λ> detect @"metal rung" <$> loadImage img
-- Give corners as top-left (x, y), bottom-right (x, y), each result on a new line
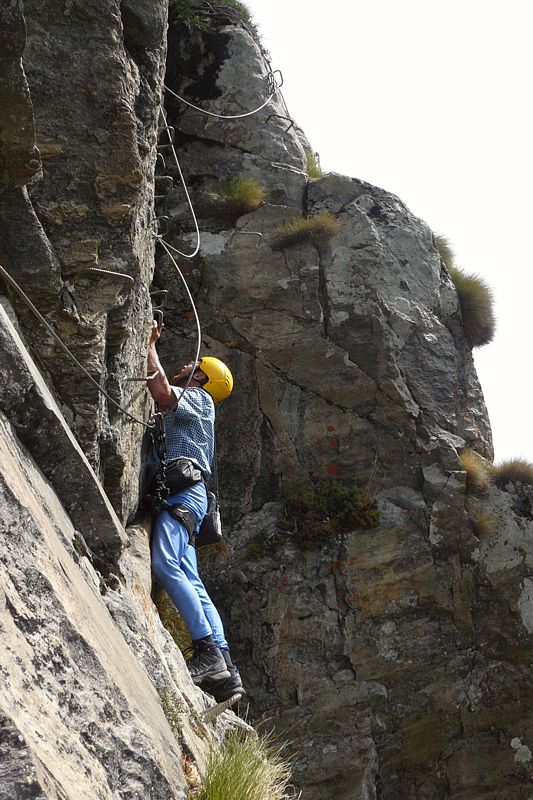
top-left (150, 288), bottom-right (169, 308)
top-left (71, 267), bottom-right (134, 285)
top-left (151, 216), bottom-right (171, 236)
top-left (200, 694), bottom-right (242, 723)
top-left (271, 69), bottom-right (283, 87)
top-left (156, 153), bottom-right (166, 169)
top-left (155, 176), bottom-right (174, 191)
top-left (228, 230), bottom-right (263, 249)
top-left (125, 370), bottom-right (159, 382)
top-left (158, 125), bottom-right (175, 143)
top-left (265, 113), bottom-right (294, 132)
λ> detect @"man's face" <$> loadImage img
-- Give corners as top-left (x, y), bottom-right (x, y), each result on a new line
top-left (171, 363), bottom-right (206, 385)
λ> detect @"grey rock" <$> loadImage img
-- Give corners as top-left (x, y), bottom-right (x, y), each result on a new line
top-left (0, 303), bottom-right (126, 558)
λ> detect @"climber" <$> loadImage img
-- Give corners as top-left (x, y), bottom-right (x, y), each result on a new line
top-left (145, 319), bottom-right (244, 702)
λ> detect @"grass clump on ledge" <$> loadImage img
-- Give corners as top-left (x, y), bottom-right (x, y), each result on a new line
top-left (208, 176), bottom-right (265, 217)
top-left (305, 149), bottom-right (323, 179)
top-left (492, 458), bottom-right (533, 487)
top-left (434, 234), bottom-right (455, 271)
top-left (197, 729), bottom-right (295, 800)
top-left (272, 211), bottom-right (340, 250)
top-left (285, 480), bottom-right (380, 547)
top-left (449, 266), bottom-right (495, 348)
top-left (459, 449), bottom-right (492, 494)
top-left (169, 1), bottom-right (261, 41)
top-left (469, 508), bottom-right (495, 540)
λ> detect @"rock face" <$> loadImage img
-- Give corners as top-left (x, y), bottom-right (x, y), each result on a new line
top-left (1, 4), bottom-right (532, 800)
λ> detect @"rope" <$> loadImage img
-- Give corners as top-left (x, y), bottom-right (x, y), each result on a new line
top-left (158, 106), bottom-right (201, 259)
top-left (0, 263), bottom-right (153, 429)
top-left (164, 81), bottom-right (276, 120)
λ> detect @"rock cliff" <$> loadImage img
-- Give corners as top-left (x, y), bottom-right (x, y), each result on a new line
top-left (1, 3), bottom-right (533, 799)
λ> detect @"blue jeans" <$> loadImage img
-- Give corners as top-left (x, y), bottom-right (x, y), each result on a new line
top-left (151, 482), bottom-right (228, 649)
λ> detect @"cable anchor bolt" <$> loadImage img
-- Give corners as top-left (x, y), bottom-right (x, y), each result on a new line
top-left (265, 113), bottom-right (294, 132)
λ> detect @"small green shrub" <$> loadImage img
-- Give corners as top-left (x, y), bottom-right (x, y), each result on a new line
top-left (305, 149), bottom-right (323, 179)
top-left (169, 0), bottom-right (260, 40)
top-left (434, 234), bottom-right (455, 271)
top-left (459, 449), bottom-right (492, 493)
top-left (450, 267), bottom-right (495, 348)
top-left (207, 176), bottom-right (265, 217)
top-left (197, 729), bottom-right (294, 800)
top-left (246, 528), bottom-right (283, 561)
top-left (272, 211), bottom-right (340, 250)
top-left (492, 458), bottom-right (533, 487)
top-left (152, 584), bottom-right (192, 653)
top-left (285, 480), bottom-right (380, 547)
top-left (169, 0), bottom-right (205, 29)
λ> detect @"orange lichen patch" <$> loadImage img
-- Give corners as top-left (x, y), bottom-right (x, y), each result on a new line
top-left (348, 556), bottom-right (358, 565)
top-left (182, 754), bottom-right (202, 794)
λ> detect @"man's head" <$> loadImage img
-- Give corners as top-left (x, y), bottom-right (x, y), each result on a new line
top-left (172, 357), bottom-right (233, 403)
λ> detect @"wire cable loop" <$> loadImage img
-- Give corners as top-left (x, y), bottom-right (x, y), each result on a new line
top-left (164, 80), bottom-right (276, 121)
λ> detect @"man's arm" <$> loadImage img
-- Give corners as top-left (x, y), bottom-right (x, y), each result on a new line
top-left (147, 321), bottom-right (176, 410)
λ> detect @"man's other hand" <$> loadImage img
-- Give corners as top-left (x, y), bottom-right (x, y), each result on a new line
top-left (150, 319), bottom-right (162, 345)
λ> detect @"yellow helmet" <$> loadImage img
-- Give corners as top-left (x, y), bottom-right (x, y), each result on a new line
top-left (199, 356), bottom-right (233, 403)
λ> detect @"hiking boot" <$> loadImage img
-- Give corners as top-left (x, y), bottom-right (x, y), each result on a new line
top-left (186, 638), bottom-right (230, 685)
top-left (200, 664), bottom-right (246, 703)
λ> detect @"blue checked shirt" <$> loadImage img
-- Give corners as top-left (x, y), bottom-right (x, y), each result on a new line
top-left (148, 387), bottom-right (215, 479)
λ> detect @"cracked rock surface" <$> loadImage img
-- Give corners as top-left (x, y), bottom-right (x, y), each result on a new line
top-left (1, 5), bottom-right (532, 800)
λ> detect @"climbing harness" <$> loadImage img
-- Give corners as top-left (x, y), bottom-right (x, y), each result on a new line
top-left (0, 263), bottom-right (153, 430)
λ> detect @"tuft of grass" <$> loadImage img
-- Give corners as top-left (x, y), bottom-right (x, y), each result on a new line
top-left (169, 0), bottom-right (261, 41)
top-left (152, 584), bottom-right (192, 653)
top-left (305, 149), bottom-right (323, 179)
top-left (207, 176), bottom-right (265, 217)
top-left (492, 458), bottom-right (533, 487)
top-left (199, 538), bottom-right (230, 566)
top-left (197, 729), bottom-right (295, 800)
top-left (469, 508), bottom-right (495, 540)
top-left (285, 480), bottom-right (379, 548)
top-left (169, 0), bottom-right (206, 29)
top-left (272, 211), bottom-right (340, 250)
top-left (434, 234), bottom-right (455, 271)
top-left (449, 267), bottom-right (495, 348)
top-left (459, 449), bottom-right (493, 494)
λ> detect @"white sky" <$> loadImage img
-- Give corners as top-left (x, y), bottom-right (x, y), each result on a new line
top-left (244, 0), bottom-right (533, 463)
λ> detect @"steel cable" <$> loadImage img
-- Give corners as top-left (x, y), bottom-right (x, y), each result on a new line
top-left (164, 81), bottom-right (276, 120)
top-left (153, 235), bottom-right (202, 406)
top-left (0, 263), bottom-right (153, 429)
top-left (158, 106), bottom-right (201, 259)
